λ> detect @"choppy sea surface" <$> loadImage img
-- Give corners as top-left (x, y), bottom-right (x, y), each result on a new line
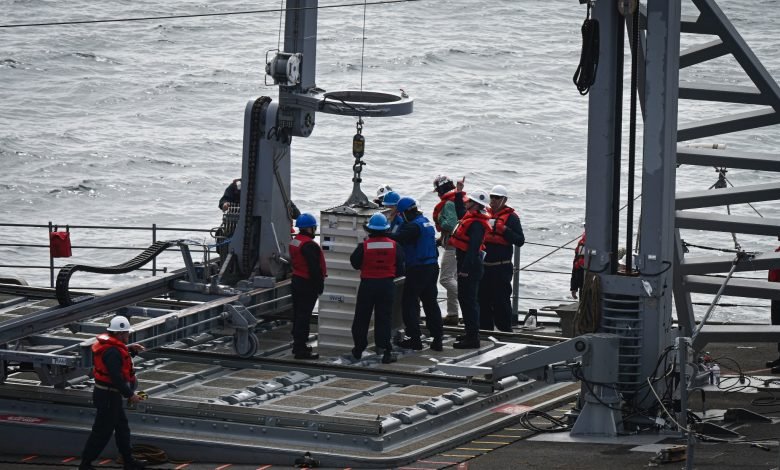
top-left (1, 0), bottom-right (779, 323)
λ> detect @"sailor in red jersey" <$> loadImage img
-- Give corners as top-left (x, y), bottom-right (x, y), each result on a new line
top-left (350, 213), bottom-right (405, 364)
top-left (79, 316), bottom-right (146, 470)
top-left (479, 185), bottom-right (525, 332)
top-left (571, 229), bottom-right (586, 299)
top-left (450, 177), bottom-right (492, 349)
top-left (289, 213), bottom-right (326, 360)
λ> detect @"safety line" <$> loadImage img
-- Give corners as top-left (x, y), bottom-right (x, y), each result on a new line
top-left (0, 0), bottom-right (425, 29)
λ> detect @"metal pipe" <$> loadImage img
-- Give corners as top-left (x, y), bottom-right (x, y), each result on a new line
top-left (692, 256), bottom-right (739, 339)
top-left (246, 294), bottom-right (292, 311)
top-left (610, 14), bottom-right (625, 274)
top-left (511, 246), bottom-right (521, 322)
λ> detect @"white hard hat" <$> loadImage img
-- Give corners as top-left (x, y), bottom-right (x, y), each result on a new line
top-left (376, 184), bottom-right (393, 197)
top-left (490, 185), bottom-right (508, 198)
top-left (107, 315), bottom-right (132, 332)
top-left (467, 189), bottom-right (489, 207)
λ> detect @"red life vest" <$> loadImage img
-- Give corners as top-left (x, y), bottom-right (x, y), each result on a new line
top-left (769, 246), bottom-right (780, 282)
top-left (432, 190), bottom-right (467, 232)
top-left (483, 206), bottom-right (516, 246)
top-left (449, 211), bottom-right (491, 252)
top-left (573, 233), bottom-right (587, 270)
top-left (92, 333), bottom-right (136, 387)
top-left (360, 237), bottom-right (397, 279)
top-left (289, 233), bottom-right (327, 279)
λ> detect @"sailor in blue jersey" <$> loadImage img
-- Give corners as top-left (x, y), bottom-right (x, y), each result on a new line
top-left (390, 197), bottom-right (444, 351)
top-left (350, 213), bottom-right (405, 364)
top-left (289, 213), bottom-right (326, 360)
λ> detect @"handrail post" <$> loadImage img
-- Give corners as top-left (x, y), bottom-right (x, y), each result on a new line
top-left (48, 221), bottom-right (54, 288)
top-left (511, 245), bottom-right (521, 326)
top-left (152, 223), bottom-right (157, 277)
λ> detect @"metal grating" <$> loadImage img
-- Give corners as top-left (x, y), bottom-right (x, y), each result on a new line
top-left (600, 294), bottom-right (643, 393)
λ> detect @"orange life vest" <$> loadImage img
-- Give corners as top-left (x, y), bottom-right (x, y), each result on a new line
top-left (361, 237), bottom-right (397, 279)
top-left (449, 211), bottom-right (491, 252)
top-left (92, 333), bottom-right (136, 387)
top-left (432, 190), bottom-right (467, 232)
top-left (573, 233), bottom-right (586, 270)
top-left (483, 206), bottom-right (516, 246)
top-left (289, 233), bottom-right (327, 280)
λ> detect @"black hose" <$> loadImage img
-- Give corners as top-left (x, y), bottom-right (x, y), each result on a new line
top-left (573, 3), bottom-right (600, 95)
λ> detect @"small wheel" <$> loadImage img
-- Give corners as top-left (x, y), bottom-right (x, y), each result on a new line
top-left (234, 333), bottom-right (259, 358)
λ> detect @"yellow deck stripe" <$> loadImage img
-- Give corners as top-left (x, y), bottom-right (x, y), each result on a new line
top-left (472, 441), bottom-right (508, 445)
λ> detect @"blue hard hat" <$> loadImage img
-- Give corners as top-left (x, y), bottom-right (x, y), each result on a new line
top-left (295, 213), bottom-right (317, 229)
top-left (396, 196), bottom-right (417, 213)
top-left (366, 213), bottom-right (390, 231)
top-left (382, 191), bottom-right (400, 207)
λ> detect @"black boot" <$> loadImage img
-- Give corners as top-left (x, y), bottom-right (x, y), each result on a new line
top-left (382, 351), bottom-right (397, 364)
top-left (123, 458), bottom-right (146, 470)
top-left (294, 349), bottom-right (319, 360)
top-left (766, 357), bottom-right (780, 368)
top-left (430, 337), bottom-right (443, 352)
top-left (453, 336), bottom-right (480, 349)
top-left (398, 337), bottom-right (423, 350)
top-left (351, 348), bottom-right (362, 360)
top-left (78, 463), bottom-right (97, 470)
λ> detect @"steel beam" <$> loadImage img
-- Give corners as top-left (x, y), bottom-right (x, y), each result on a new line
top-left (679, 39), bottom-right (728, 68)
top-left (693, 325), bottom-right (780, 350)
top-left (677, 146), bottom-right (780, 172)
top-left (684, 275), bottom-right (780, 299)
top-left (676, 211), bottom-right (780, 236)
top-left (679, 250), bottom-right (780, 275)
top-left (676, 182), bottom-right (780, 209)
top-left (679, 84), bottom-right (763, 105)
top-left (678, 108), bottom-right (780, 142)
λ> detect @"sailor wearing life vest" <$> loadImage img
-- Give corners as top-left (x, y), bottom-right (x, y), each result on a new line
top-left (450, 177), bottom-right (492, 349)
top-left (350, 213), bottom-right (406, 364)
top-left (79, 316), bottom-right (146, 470)
top-left (570, 229), bottom-right (586, 299)
top-left (289, 213), bottom-right (327, 360)
top-left (390, 196), bottom-right (444, 352)
top-left (478, 185), bottom-right (525, 332)
top-left (432, 175), bottom-right (466, 327)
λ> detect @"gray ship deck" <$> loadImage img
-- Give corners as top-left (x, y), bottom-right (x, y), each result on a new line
top-left (0, 342), bottom-right (778, 469)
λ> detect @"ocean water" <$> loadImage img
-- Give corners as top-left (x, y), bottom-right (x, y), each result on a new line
top-left (1, 0), bottom-right (779, 323)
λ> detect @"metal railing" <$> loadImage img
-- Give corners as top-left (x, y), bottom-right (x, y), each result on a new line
top-left (0, 222), bottom-right (216, 288)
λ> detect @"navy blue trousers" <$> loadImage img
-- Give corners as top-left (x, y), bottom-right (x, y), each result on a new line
top-left (352, 278), bottom-right (394, 353)
top-left (478, 263), bottom-right (514, 332)
top-left (80, 388), bottom-right (133, 465)
top-left (402, 264), bottom-right (443, 341)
